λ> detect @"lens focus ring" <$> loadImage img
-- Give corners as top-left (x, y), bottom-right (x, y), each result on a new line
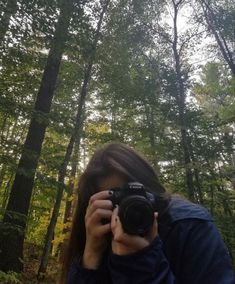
top-left (118, 195), bottom-right (154, 236)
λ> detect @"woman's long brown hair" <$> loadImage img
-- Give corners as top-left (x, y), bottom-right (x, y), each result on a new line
top-left (60, 143), bottom-right (170, 283)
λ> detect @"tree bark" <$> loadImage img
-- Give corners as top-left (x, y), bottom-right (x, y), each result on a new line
top-left (56, 137), bottom-right (81, 261)
top-left (0, 0), bottom-right (73, 272)
top-left (63, 138), bottom-right (81, 229)
top-left (37, 0), bottom-right (110, 278)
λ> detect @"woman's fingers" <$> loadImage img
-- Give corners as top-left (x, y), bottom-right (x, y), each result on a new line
top-left (96, 223), bottom-right (111, 235)
top-left (111, 205), bottom-right (129, 242)
top-left (85, 191), bottom-right (114, 239)
top-left (86, 199), bottom-right (113, 218)
top-left (111, 205), bottom-right (119, 231)
top-left (87, 208), bottom-right (113, 224)
top-left (88, 190), bottom-right (113, 205)
top-left (86, 190), bottom-right (113, 221)
top-left (148, 212), bottom-right (158, 239)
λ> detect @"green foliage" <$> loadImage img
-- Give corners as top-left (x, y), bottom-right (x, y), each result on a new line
top-left (214, 213), bottom-right (235, 261)
top-left (26, 212), bottom-right (51, 247)
top-left (0, 271), bottom-right (21, 284)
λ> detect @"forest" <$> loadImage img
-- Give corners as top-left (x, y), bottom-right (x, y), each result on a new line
top-left (0, 0), bottom-right (234, 282)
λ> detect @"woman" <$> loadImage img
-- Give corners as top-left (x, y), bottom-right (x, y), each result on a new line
top-left (62, 143), bottom-right (234, 283)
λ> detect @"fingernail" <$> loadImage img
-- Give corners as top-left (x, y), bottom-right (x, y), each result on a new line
top-left (114, 204), bottom-right (118, 208)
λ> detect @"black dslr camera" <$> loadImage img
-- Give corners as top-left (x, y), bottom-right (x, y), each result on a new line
top-left (109, 182), bottom-right (156, 236)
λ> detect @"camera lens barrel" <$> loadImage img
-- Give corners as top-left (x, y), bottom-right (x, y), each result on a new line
top-left (119, 195), bottom-right (155, 236)
top-left (108, 182), bottom-right (156, 236)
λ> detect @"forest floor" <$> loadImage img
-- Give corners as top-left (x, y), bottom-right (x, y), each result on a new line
top-left (0, 242), bottom-right (60, 283)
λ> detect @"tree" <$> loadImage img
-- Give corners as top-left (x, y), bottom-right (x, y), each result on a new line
top-left (0, 0), bottom-right (74, 272)
top-left (150, 0), bottom-right (199, 201)
top-left (196, 0), bottom-right (235, 75)
top-left (191, 61), bottom-right (235, 258)
top-left (37, 0), bottom-right (111, 277)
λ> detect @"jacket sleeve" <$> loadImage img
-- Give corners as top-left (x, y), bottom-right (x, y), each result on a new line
top-left (66, 257), bottom-right (102, 284)
top-left (66, 237), bottom-right (175, 284)
top-left (108, 236), bottom-right (176, 284)
top-left (67, 221), bottom-right (235, 284)
top-left (174, 219), bottom-right (235, 284)
top-left (108, 220), bottom-right (235, 284)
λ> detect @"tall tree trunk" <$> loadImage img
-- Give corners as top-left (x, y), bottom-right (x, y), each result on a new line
top-left (63, 137), bottom-right (81, 229)
top-left (172, 0), bottom-right (195, 201)
top-left (0, 0), bottom-right (17, 46)
top-left (57, 136), bottom-right (82, 261)
top-left (37, 0), bottom-right (110, 277)
top-left (0, 0), bottom-right (73, 272)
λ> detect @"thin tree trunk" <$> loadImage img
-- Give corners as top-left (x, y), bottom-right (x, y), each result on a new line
top-left (172, 0), bottom-right (195, 201)
top-left (37, 0), bottom-right (110, 277)
top-left (0, 0), bottom-right (73, 272)
top-left (188, 135), bottom-right (203, 204)
top-left (200, 0), bottom-right (235, 75)
top-left (63, 136), bottom-right (81, 229)
top-left (57, 136), bottom-right (82, 261)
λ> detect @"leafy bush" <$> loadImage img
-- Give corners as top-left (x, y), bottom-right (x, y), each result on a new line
top-left (0, 271), bottom-right (21, 284)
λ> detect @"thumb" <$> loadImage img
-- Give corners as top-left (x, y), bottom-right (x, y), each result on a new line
top-left (147, 212), bottom-right (158, 241)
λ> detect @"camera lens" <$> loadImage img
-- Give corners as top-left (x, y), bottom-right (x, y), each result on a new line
top-left (119, 195), bottom-right (154, 236)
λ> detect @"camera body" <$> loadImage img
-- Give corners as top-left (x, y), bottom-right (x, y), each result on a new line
top-left (109, 182), bottom-right (156, 236)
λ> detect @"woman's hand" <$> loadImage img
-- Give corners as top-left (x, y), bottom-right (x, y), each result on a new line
top-left (111, 206), bottom-right (158, 256)
top-left (82, 191), bottom-right (113, 269)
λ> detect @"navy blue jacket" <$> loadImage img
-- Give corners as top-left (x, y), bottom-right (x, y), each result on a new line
top-left (67, 198), bottom-right (235, 283)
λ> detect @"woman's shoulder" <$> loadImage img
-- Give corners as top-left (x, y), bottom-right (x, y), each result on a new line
top-left (167, 196), bottom-right (213, 223)
top-left (158, 196), bottom-right (213, 240)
